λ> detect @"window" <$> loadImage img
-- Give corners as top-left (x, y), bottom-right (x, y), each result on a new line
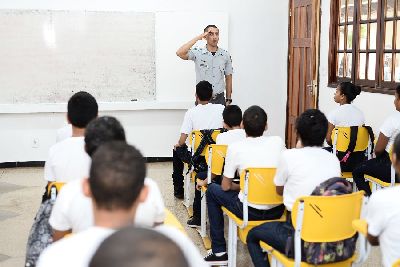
top-left (329, 0), bottom-right (400, 93)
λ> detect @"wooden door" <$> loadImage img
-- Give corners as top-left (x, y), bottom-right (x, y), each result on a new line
top-left (286, 0), bottom-right (320, 148)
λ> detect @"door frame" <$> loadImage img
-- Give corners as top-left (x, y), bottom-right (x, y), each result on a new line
top-left (285, 0), bottom-right (322, 148)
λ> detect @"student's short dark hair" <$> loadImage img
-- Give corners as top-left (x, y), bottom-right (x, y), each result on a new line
top-left (89, 142), bottom-right (146, 211)
top-left (223, 105), bottom-right (242, 128)
top-left (393, 133), bottom-right (400, 162)
top-left (242, 106), bottom-right (268, 137)
top-left (196, 81), bottom-right (213, 101)
top-left (84, 116), bottom-right (126, 157)
top-left (338, 82), bottom-right (361, 103)
top-left (67, 91), bottom-right (98, 128)
top-left (204, 25), bottom-right (218, 32)
top-left (89, 227), bottom-right (189, 267)
top-left (295, 109), bottom-right (328, 147)
top-left (396, 85), bottom-right (400, 96)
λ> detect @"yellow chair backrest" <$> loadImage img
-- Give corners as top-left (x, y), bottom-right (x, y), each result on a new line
top-left (392, 259), bottom-right (400, 267)
top-left (190, 130), bottom-right (221, 156)
top-left (291, 191), bottom-right (363, 243)
top-left (205, 144), bottom-right (228, 176)
top-left (164, 209), bottom-right (185, 234)
top-left (332, 126), bottom-right (370, 152)
top-left (239, 168), bottom-right (283, 205)
top-left (46, 182), bottom-right (65, 199)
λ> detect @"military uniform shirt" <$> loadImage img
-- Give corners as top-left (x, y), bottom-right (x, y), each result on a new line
top-left (188, 46), bottom-right (233, 95)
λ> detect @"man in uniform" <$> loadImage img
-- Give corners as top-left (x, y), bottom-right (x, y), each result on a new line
top-left (176, 25), bottom-right (233, 106)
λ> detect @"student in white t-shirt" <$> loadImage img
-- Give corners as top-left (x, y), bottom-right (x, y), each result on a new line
top-left (326, 82), bottom-right (364, 145)
top-left (203, 106), bottom-right (286, 265)
top-left (42, 91), bottom-right (98, 202)
top-left (353, 86), bottom-right (400, 196)
top-left (37, 142), bottom-right (149, 267)
top-left (89, 226), bottom-right (206, 267)
top-left (247, 109), bottom-right (341, 267)
top-left (188, 105), bottom-right (246, 227)
top-left (172, 81), bottom-right (224, 199)
top-left (50, 116), bottom-right (165, 241)
top-left (365, 134), bottom-right (400, 267)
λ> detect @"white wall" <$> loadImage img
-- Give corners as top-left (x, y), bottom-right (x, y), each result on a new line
top-left (319, 0), bottom-right (395, 135)
top-left (0, 0), bottom-right (289, 162)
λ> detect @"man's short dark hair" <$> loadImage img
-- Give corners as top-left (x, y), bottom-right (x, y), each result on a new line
top-left (196, 81), bottom-right (213, 101)
top-left (85, 116), bottom-right (126, 157)
top-left (242, 106), bottom-right (268, 137)
top-left (223, 105), bottom-right (242, 128)
top-left (204, 25), bottom-right (218, 32)
top-left (396, 84), bottom-right (400, 96)
top-left (89, 227), bottom-right (189, 267)
top-left (89, 142), bottom-right (146, 211)
top-left (67, 91), bottom-right (98, 128)
top-left (295, 109), bottom-right (328, 147)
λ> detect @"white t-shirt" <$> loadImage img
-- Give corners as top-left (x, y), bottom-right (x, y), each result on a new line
top-left (44, 137), bottom-right (91, 182)
top-left (49, 178), bottom-right (165, 232)
top-left (216, 128), bottom-right (246, 145)
top-left (180, 103), bottom-right (224, 135)
top-left (366, 186), bottom-right (400, 267)
top-left (380, 111), bottom-right (400, 152)
top-left (274, 147), bottom-right (341, 211)
top-left (223, 136), bottom-right (286, 210)
top-left (56, 124), bottom-right (73, 143)
top-left (37, 226), bottom-right (113, 267)
top-left (155, 225), bottom-right (207, 267)
top-left (327, 104), bottom-right (365, 127)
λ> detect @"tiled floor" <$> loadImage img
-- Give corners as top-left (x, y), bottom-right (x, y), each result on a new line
top-left (0, 163), bottom-right (381, 267)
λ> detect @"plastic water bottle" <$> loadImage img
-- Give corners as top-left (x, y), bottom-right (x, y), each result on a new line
top-left (51, 187), bottom-right (57, 201)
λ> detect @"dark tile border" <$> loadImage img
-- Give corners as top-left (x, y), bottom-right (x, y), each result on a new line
top-left (0, 158), bottom-right (172, 168)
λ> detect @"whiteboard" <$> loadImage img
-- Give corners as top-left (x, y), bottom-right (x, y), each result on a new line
top-left (0, 10), bottom-right (156, 104)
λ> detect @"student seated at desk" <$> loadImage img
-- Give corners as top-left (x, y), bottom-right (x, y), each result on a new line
top-left (326, 82), bottom-right (365, 171)
top-left (49, 117), bottom-right (165, 242)
top-left (40, 142), bottom-right (205, 267)
top-left (246, 109), bottom-right (341, 267)
top-left (37, 142), bottom-right (149, 267)
top-left (188, 105), bottom-right (246, 227)
top-left (203, 105), bottom-right (286, 265)
top-left (353, 85), bottom-right (400, 196)
top-left (172, 81), bottom-right (224, 199)
top-left (365, 133), bottom-right (400, 267)
top-left (42, 91), bottom-right (98, 202)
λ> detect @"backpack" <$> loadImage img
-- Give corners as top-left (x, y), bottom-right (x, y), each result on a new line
top-left (24, 199), bottom-right (54, 267)
top-left (336, 126), bottom-right (374, 172)
top-left (302, 177), bottom-right (358, 264)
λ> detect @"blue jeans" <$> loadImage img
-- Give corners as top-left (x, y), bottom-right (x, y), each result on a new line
top-left (247, 221), bottom-right (293, 267)
top-left (206, 183), bottom-right (285, 253)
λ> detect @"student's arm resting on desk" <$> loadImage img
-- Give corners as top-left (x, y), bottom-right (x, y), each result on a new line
top-left (221, 176), bottom-right (240, 191)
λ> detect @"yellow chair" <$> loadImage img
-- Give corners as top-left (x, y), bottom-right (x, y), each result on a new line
top-left (197, 144), bottom-right (227, 249)
top-left (364, 147), bottom-right (399, 191)
top-left (393, 259), bottom-right (400, 267)
top-left (331, 126), bottom-right (373, 183)
top-left (46, 181), bottom-right (65, 200)
top-left (183, 130), bottom-right (220, 216)
top-left (221, 168), bottom-right (286, 267)
top-left (352, 219), bottom-right (371, 264)
top-left (164, 209), bottom-right (186, 235)
top-left (260, 191), bottom-right (364, 267)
